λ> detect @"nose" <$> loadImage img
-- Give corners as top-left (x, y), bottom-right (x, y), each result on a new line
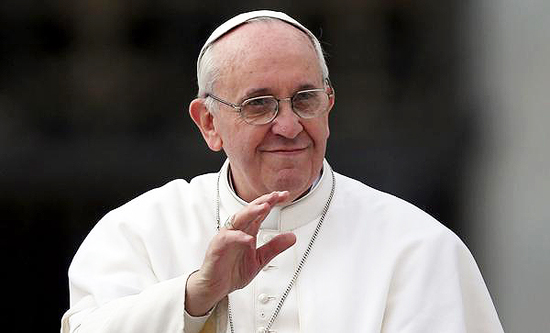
top-left (271, 98), bottom-right (303, 139)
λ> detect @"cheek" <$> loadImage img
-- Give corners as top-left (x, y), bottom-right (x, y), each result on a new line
top-left (310, 118), bottom-right (330, 144)
top-left (226, 128), bottom-right (262, 161)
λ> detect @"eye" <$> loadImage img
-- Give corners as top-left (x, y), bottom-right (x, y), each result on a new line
top-left (293, 91), bottom-right (321, 111)
top-left (294, 91), bottom-right (317, 102)
top-left (246, 97), bottom-right (272, 107)
top-left (242, 97), bottom-right (277, 120)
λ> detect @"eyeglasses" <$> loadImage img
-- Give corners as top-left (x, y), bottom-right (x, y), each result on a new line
top-left (206, 82), bottom-right (333, 125)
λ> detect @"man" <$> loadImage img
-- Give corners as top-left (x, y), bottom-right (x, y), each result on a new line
top-left (61, 10), bottom-right (504, 333)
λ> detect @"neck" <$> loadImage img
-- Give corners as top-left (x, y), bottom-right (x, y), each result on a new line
top-left (227, 166), bottom-right (322, 203)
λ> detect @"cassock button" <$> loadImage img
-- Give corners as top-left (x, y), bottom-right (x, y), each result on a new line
top-left (258, 293), bottom-right (269, 304)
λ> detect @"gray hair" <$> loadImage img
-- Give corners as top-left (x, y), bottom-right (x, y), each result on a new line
top-left (196, 13), bottom-right (329, 113)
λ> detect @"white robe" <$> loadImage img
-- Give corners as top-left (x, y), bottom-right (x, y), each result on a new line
top-left (61, 160), bottom-right (504, 333)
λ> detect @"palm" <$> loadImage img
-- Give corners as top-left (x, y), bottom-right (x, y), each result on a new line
top-left (205, 230), bottom-right (263, 292)
top-left (192, 191), bottom-right (296, 308)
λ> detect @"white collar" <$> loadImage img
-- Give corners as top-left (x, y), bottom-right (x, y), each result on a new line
top-left (226, 166), bottom-right (322, 198)
top-left (218, 159), bottom-right (334, 232)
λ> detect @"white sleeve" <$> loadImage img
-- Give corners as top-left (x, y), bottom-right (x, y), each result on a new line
top-left (60, 211), bottom-right (211, 333)
top-left (61, 276), bottom-right (213, 333)
top-left (381, 229), bottom-right (504, 333)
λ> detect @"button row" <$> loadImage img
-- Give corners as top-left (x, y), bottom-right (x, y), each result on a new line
top-left (257, 232), bottom-right (279, 333)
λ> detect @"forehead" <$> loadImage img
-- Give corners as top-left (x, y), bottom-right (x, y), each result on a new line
top-left (211, 21), bottom-right (323, 94)
top-left (215, 19), bottom-right (314, 52)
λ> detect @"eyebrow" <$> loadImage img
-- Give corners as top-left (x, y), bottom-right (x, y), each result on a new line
top-left (242, 83), bottom-right (320, 100)
top-left (243, 88), bottom-right (271, 98)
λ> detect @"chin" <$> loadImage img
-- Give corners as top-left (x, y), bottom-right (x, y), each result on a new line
top-left (269, 171), bottom-right (311, 196)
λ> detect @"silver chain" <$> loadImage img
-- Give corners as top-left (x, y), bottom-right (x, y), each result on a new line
top-left (216, 167), bottom-right (336, 333)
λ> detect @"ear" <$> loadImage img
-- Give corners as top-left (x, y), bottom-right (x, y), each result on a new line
top-left (327, 85), bottom-right (335, 113)
top-left (325, 78), bottom-right (336, 113)
top-left (325, 85), bottom-right (335, 137)
top-left (189, 98), bottom-right (223, 151)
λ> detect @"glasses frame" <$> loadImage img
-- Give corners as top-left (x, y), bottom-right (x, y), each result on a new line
top-left (206, 79), bottom-right (334, 125)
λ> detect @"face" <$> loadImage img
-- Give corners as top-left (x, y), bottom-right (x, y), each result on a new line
top-left (192, 21), bottom-right (334, 202)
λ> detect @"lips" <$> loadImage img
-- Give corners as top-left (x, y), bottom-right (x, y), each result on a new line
top-left (266, 147), bottom-right (306, 152)
top-left (259, 135), bottom-right (312, 154)
top-left (260, 146), bottom-right (309, 156)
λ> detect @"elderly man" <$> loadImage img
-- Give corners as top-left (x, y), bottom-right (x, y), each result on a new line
top-left (61, 10), bottom-right (503, 333)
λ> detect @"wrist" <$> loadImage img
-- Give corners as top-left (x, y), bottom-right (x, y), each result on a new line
top-left (184, 270), bottom-right (226, 316)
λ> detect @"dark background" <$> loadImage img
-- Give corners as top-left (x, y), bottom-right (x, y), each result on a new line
top-left (1, 1), bottom-right (477, 331)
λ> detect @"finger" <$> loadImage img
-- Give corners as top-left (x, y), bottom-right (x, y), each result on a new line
top-left (205, 230), bottom-right (256, 267)
top-left (251, 190), bottom-right (290, 207)
top-left (245, 191), bottom-right (290, 235)
top-left (229, 202), bottom-right (269, 231)
top-left (231, 191), bottom-right (289, 231)
top-left (256, 232), bottom-right (297, 267)
top-left (242, 210), bottom-right (266, 237)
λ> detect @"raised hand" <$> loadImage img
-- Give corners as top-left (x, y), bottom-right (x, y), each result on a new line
top-left (185, 191), bottom-right (297, 316)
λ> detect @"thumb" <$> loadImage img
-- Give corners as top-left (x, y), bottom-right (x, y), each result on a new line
top-left (256, 233), bottom-right (297, 267)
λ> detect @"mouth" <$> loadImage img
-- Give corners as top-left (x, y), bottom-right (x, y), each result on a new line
top-left (262, 146), bottom-right (309, 155)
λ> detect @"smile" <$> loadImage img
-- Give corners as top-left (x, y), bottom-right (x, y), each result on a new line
top-left (262, 147), bottom-right (308, 155)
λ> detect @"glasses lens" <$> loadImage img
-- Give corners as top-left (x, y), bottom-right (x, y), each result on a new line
top-left (241, 97), bottom-right (278, 125)
top-left (292, 90), bottom-right (328, 118)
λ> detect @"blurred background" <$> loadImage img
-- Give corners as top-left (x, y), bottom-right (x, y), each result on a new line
top-left (1, 0), bottom-right (548, 332)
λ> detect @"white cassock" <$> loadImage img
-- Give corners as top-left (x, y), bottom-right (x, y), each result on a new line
top-left (61, 160), bottom-right (504, 333)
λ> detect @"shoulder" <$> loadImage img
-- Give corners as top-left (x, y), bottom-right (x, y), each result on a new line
top-left (330, 171), bottom-right (476, 281)
top-left (331, 171), bottom-right (462, 249)
top-left (69, 171), bottom-right (220, 273)
top-left (68, 172), bottom-right (221, 304)
top-left (82, 171), bottom-right (218, 240)
top-left (110, 172), bottom-right (217, 216)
